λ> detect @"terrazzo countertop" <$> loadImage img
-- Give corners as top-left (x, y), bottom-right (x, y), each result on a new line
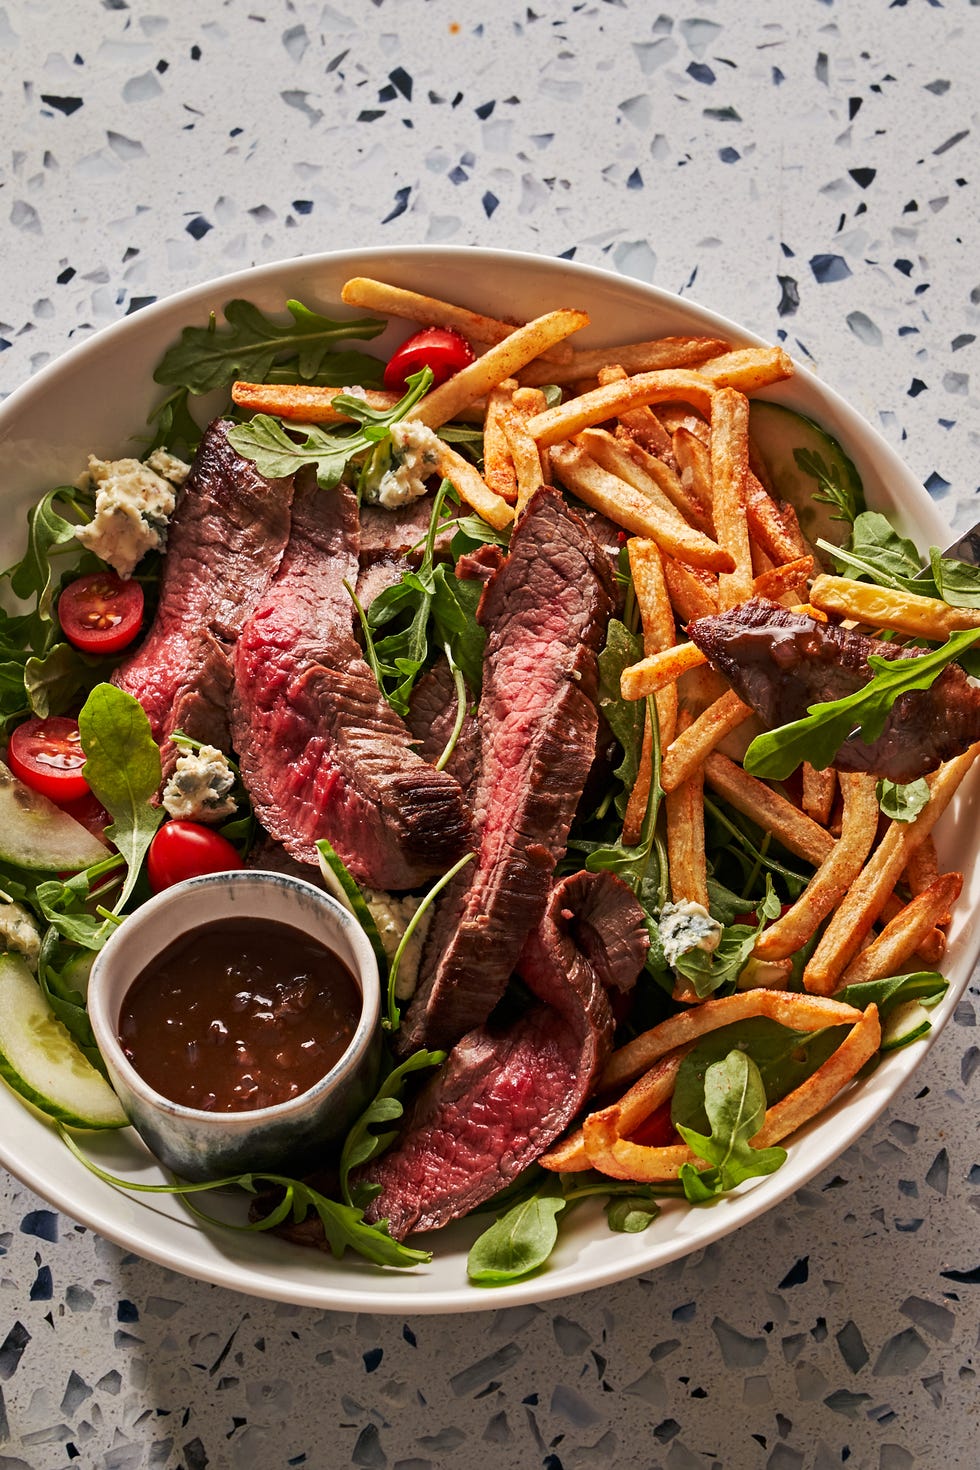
top-left (2, 2), bottom-right (979, 1466)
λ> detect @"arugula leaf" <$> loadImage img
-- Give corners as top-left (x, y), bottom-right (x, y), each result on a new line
top-left (153, 298), bottom-right (385, 395)
top-left (676, 1051), bottom-right (788, 1201)
top-left (144, 386), bottom-right (204, 458)
top-left (597, 619), bottom-right (645, 814)
top-left (226, 368), bottom-right (432, 491)
top-left (605, 1195), bottom-right (660, 1233)
top-left (743, 626), bottom-right (980, 780)
top-left (795, 446), bottom-right (861, 526)
top-left (467, 1183), bottom-right (568, 1284)
top-left (339, 1049), bottom-right (445, 1210)
top-left (877, 777), bottom-right (930, 823)
top-left (819, 512), bottom-right (980, 612)
top-left (77, 684), bottom-right (163, 915)
top-left (928, 545), bottom-right (980, 609)
top-left (834, 969), bottom-right (947, 1017)
top-left (24, 642), bottom-right (104, 720)
top-left (3, 486), bottom-right (90, 656)
top-left (672, 879), bottom-right (780, 999)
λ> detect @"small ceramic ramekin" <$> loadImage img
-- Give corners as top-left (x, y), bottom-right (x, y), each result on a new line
top-left (87, 870), bottom-right (381, 1182)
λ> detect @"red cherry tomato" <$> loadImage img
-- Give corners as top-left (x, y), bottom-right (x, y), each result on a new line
top-left (383, 326), bottom-right (475, 393)
top-left (147, 821), bottom-right (244, 893)
top-left (58, 572), bottom-right (144, 655)
top-left (628, 1100), bottom-right (678, 1149)
top-left (7, 717), bottom-right (90, 803)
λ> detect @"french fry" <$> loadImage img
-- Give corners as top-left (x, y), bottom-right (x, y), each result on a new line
top-left (600, 429), bottom-right (715, 536)
top-left (482, 382), bottom-right (519, 504)
top-left (810, 575), bottom-right (980, 638)
top-left (905, 836), bottom-right (943, 909)
top-left (663, 558), bottom-right (719, 623)
top-left (527, 370), bottom-right (716, 447)
top-left (512, 386), bottom-right (551, 485)
top-left (231, 381), bottom-right (400, 423)
top-left (750, 1003), bottom-right (880, 1144)
top-left (340, 275), bottom-right (575, 361)
top-left (671, 427), bottom-right (715, 525)
top-left (551, 442), bottom-right (735, 573)
top-left (517, 335), bottom-right (729, 387)
top-left (710, 388), bottom-right (754, 608)
top-left (704, 751), bottom-right (836, 868)
top-left (600, 365), bottom-right (675, 459)
top-left (397, 425), bottom-right (514, 531)
top-left (539, 1052), bottom-right (690, 1173)
top-left (623, 540), bottom-right (677, 844)
top-left (661, 689), bottom-right (753, 793)
top-left (698, 344), bottom-right (795, 393)
top-left (621, 641), bottom-right (707, 701)
top-left (666, 710), bottom-right (709, 910)
top-left (840, 873), bottom-right (963, 987)
top-left (502, 391), bottom-right (549, 518)
top-left (752, 556), bottom-right (815, 605)
top-left (407, 309), bottom-right (590, 429)
top-left (755, 773), bottom-right (878, 962)
top-left (801, 762), bottom-right (837, 824)
top-left (803, 745), bottom-right (980, 994)
top-left (602, 989), bottom-right (866, 1093)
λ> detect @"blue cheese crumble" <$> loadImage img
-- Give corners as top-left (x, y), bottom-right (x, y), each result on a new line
top-left (363, 890), bottom-right (432, 1000)
top-left (658, 900), bottom-right (723, 968)
top-left (75, 448), bottom-right (189, 578)
top-left (161, 745), bottom-right (237, 824)
top-left (0, 899), bottom-right (41, 973)
top-left (371, 420), bottom-right (441, 509)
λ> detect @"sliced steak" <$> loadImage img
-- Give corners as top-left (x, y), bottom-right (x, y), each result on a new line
top-left (112, 419), bottom-right (294, 764)
top-left (399, 486), bottom-right (616, 1054)
top-left (230, 480), bottom-right (469, 889)
top-left (688, 596), bottom-right (980, 782)
top-left (359, 496), bottom-right (451, 563)
top-left (406, 658), bottom-right (480, 797)
top-left (361, 871), bottom-right (647, 1239)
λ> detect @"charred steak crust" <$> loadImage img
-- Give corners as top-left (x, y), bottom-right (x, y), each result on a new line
top-left (398, 486), bottom-right (616, 1055)
top-left (688, 596), bottom-right (980, 783)
top-left (360, 871), bottom-right (647, 1239)
top-left (112, 419), bottom-right (294, 765)
top-left (229, 480), bottom-right (469, 889)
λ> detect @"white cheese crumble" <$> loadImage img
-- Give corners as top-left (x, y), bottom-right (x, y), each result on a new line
top-left (74, 449), bottom-right (189, 578)
top-left (363, 889), bottom-right (432, 1000)
top-left (658, 900), bottom-right (723, 969)
top-left (0, 899), bottom-right (41, 973)
top-left (371, 420), bottom-right (441, 509)
top-left (161, 745), bottom-right (237, 824)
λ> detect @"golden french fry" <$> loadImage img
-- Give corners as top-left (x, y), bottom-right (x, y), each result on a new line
top-left (527, 369), bottom-right (716, 447)
top-left (804, 745), bottom-right (980, 994)
top-left (698, 344), bottom-right (795, 393)
top-left (810, 575), bottom-right (980, 638)
top-left (482, 382), bottom-right (519, 504)
top-left (600, 365), bottom-right (675, 458)
top-left (231, 381), bottom-right (400, 423)
top-left (802, 762), bottom-right (837, 824)
top-left (623, 716), bottom-right (656, 849)
top-left (752, 556), bottom-right (815, 605)
top-left (663, 557), bottom-right (720, 624)
top-left (703, 751), bottom-right (835, 868)
top-left (556, 435), bottom-right (734, 573)
top-left (539, 1046), bottom-right (693, 1174)
top-left (518, 335), bottom-right (728, 387)
top-left (407, 309), bottom-right (589, 430)
top-left (501, 396), bottom-right (549, 518)
top-left (621, 641), bottom-right (707, 701)
top-left (905, 837), bottom-right (943, 917)
top-left (745, 474), bottom-right (808, 565)
top-left (339, 275), bottom-right (574, 361)
top-left (840, 873), bottom-right (963, 987)
top-left (755, 773), bottom-right (878, 962)
top-left (671, 427), bottom-right (716, 530)
top-left (397, 424), bottom-right (514, 531)
top-left (603, 429), bottom-right (715, 537)
top-left (602, 989), bottom-right (866, 1093)
top-left (666, 710), bottom-right (709, 909)
top-left (622, 539), bottom-right (676, 845)
top-left (661, 689), bottom-right (753, 793)
top-left (710, 388), bottom-right (754, 608)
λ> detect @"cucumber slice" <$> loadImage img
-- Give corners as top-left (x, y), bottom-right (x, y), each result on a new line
top-left (0, 759), bottom-right (106, 872)
top-left (749, 401), bottom-right (865, 565)
top-left (880, 999), bottom-right (933, 1052)
top-left (0, 952), bottom-right (127, 1127)
top-left (315, 838), bottom-right (390, 980)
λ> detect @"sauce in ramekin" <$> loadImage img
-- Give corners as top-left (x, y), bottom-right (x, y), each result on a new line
top-left (118, 916), bottom-right (360, 1112)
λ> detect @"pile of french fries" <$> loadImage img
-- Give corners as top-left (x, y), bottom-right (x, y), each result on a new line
top-left (231, 276), bottom-right (976, 1189)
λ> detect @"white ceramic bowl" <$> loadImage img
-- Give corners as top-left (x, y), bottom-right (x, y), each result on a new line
top-left (0, 247), bottom-right (976, 1314)
top-left (87, 872), bottom-right (381, 1182)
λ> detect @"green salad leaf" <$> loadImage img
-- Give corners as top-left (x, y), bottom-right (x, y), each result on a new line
top-left (339, 1049), bottom-right (445, 1209)
top-left (876, 777), bottom-right (930, 823)
top-left (795, 445), bottom-right (861, 526)
top-left (467, 1183), bottom-right (568, 1284)
top-left (677, 1050), bottom-right (788, 1202)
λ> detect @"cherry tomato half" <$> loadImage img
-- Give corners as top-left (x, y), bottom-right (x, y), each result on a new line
top-left (58, 572), bottom-right (144, 655)
top-left (383, 326), bottom-right (475, 393)
top-left (147, 820), bottom-right (244, 893)
top-left (7, 716), bottom-right (90, 803)
top-left (59, 789), bottom-right (112, 843)
top-left (628, 1100), bottom-right (679, 1149)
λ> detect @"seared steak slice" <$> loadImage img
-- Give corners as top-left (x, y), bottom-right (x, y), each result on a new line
top-left (399, 486), bottom-right (616, 1054)
top-left (112, 419), bottom-right (294, 764)
top-left (361, 872), bottom-right (647, 1239)
top-left (406, 658), bottom-right (480, 798)
top-left (230, 480), bottom-right (469, 889)
top-left (688, 596), bottom-right (980, 782)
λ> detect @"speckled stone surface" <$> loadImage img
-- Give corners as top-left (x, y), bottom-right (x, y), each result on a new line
top-left (1, 1), bottom-right (979, 1466)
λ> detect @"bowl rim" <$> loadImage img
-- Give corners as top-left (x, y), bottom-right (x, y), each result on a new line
top-left (0, 243), bottom-right (970, 1313)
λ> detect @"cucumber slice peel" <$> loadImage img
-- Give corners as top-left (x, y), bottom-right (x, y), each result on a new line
top-left (880, 1000), bottom-right (933, 1052)
top-left (0, 952), bottom-right (127, 1128)
top-left (315, 839), bottom-right (390, 981)
top-left (749, 400), bottom-right (865, 564)
top-left (0, 759), bottom-right (107, 872)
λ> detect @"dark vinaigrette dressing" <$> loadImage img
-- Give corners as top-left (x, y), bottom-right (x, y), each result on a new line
top-left (118, 917), bottom-right (361, 1112)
